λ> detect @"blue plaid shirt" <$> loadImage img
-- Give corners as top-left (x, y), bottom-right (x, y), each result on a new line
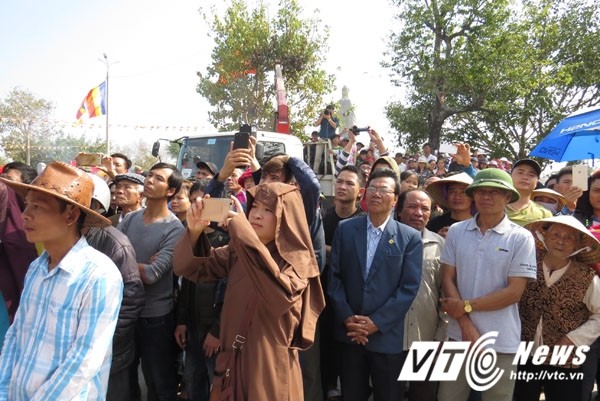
top-left (0, 237), bottom-right (123, 401)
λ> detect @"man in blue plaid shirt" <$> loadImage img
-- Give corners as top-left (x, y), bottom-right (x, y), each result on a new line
top-left (0, 162), bottom-right (123, 401)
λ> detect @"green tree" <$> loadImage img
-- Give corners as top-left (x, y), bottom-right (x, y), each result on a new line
top-left (197, 0), bottom-right (334, 137)
top-left (0, 88), bottom-right (104, 165)
top-left (0, 88), bottom-right (55, 165)
top-left (450, 0), bottom-right (600, 160)
top-left (385, 0), bottom-right (513, 152)
top-left (385, 0), bottom-right (600, 160)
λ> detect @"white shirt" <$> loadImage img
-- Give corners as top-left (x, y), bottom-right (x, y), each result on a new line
top-left (441, 214), bottom-right (537, 353)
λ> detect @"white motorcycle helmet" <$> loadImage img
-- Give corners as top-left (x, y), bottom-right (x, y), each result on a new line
top-left (86, 173), bottom-right (111, 215)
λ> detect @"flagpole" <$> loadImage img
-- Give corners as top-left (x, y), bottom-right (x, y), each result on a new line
top-left (102, 53), bottom-right (110, 155)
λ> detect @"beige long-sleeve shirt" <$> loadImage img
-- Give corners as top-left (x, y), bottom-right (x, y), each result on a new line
top-left (403, 228), bottom-right (448, 350)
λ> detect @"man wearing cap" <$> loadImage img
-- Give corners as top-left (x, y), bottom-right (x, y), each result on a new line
top-left (0, 162), bottom-right (123, 400)
top-left (85, 173), bottom-right (145, 401)
top-left (439, 168), bottom-right (537, 401)
top-left (110, 172), bottom-right (146, 226)
top-left (507, 159), bottom-right (552, 226)
top-left (195, 161), bottom-right (219, 181)
top-left (514, 216), bottom-right (600, 401)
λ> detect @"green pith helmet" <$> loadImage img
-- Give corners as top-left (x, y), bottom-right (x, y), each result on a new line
top-left (465, 168), bottom-right (520, 203)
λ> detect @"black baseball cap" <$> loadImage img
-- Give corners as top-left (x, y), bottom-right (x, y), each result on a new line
top-left (512, 159), bottom-right (541, 177)
top-left (196, 161), bottom-right (219, 176)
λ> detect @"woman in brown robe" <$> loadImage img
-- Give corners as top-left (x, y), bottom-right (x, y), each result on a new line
top-left (173, 182), bottom-right (325, 401)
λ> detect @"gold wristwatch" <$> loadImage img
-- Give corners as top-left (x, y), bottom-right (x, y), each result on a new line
top-left (463, 300), bottom-right (473, 314)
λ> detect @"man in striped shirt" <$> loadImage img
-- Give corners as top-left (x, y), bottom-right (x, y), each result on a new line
top-left (0, 162), bottom-right (123, 401)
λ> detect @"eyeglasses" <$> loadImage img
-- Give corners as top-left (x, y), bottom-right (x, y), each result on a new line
top-left (366, 186), bottom-right (395, 195)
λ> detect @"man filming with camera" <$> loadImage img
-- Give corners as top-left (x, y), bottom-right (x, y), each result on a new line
top-left (313, 105), bottom-right (339, 175)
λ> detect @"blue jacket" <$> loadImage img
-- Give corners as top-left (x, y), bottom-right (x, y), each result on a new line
top-left (327, 215), bottom-right (423, 354)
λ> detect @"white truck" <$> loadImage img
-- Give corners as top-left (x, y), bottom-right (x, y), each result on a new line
top-left (152, 131), bottom-right (336, 197)
top-left (152, 130), bottom-right (302, 178)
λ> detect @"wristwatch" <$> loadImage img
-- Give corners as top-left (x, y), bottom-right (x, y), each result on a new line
top-left (463, 300), bottom-right (473, 314)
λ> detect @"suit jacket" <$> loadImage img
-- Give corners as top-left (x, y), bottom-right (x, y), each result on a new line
top-left (327, 214), bottom-right (423, 354)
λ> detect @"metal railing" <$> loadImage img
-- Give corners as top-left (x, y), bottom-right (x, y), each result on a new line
top-left (303, 140), bottom-right (336, 176)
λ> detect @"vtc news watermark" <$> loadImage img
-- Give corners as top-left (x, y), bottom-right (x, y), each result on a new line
top-left (399, 332), bottom-right (588, 391)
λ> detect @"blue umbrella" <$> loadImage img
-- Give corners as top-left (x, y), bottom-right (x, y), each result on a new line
top-left (529, 106), bottom-right (600, 162)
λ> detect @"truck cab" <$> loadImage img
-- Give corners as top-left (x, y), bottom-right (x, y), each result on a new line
top-left (153, 130), bottom-right (304, 180)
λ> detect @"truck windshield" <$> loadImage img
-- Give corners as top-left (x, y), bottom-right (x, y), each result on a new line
top-left (178, 136), bottom-right (233, 179)
top-left (177, 135), bottom-right (290, 180)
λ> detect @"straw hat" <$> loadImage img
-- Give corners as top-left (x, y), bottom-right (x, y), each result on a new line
top-left (525, 215), bottom-right (600, 265)
top-left (0, 161), bottom-right (111, 227)
top-left (426, 172), bottom-right (473, 208)
top-left (531, 188), bottom-right (568, 211)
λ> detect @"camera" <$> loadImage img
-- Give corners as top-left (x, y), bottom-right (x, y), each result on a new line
top-left (350, 125), bottom-right (370, 134)
top-left (323, 110), bottom-right (330, 116)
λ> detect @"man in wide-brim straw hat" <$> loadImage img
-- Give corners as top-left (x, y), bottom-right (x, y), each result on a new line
top-left (0, 161), bottom-right (123, 400)
top-left (426, 172), bottom-right (474, 237)
top-left (515, 215), bottom-right (600, 401)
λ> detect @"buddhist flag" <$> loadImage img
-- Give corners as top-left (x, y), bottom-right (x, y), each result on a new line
top-left (75, 81), bottom-right (106, 122)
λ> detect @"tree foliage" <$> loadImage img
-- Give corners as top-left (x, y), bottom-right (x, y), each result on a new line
top-left (385, 0), bottom-right (600, 160)
top-left (0, 88), bottom-right (105, 166)
top-left (197, 0), bottom-right (334, 137)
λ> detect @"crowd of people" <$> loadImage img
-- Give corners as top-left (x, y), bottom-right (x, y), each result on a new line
top-left (0, 122), bottom-right (600, 401)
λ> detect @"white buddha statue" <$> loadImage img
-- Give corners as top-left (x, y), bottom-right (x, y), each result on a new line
top-left (338, 85), bottom-right (356, 134)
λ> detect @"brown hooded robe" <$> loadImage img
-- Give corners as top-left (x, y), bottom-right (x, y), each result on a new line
top-left (174, 183), bottom-right (325, 401)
